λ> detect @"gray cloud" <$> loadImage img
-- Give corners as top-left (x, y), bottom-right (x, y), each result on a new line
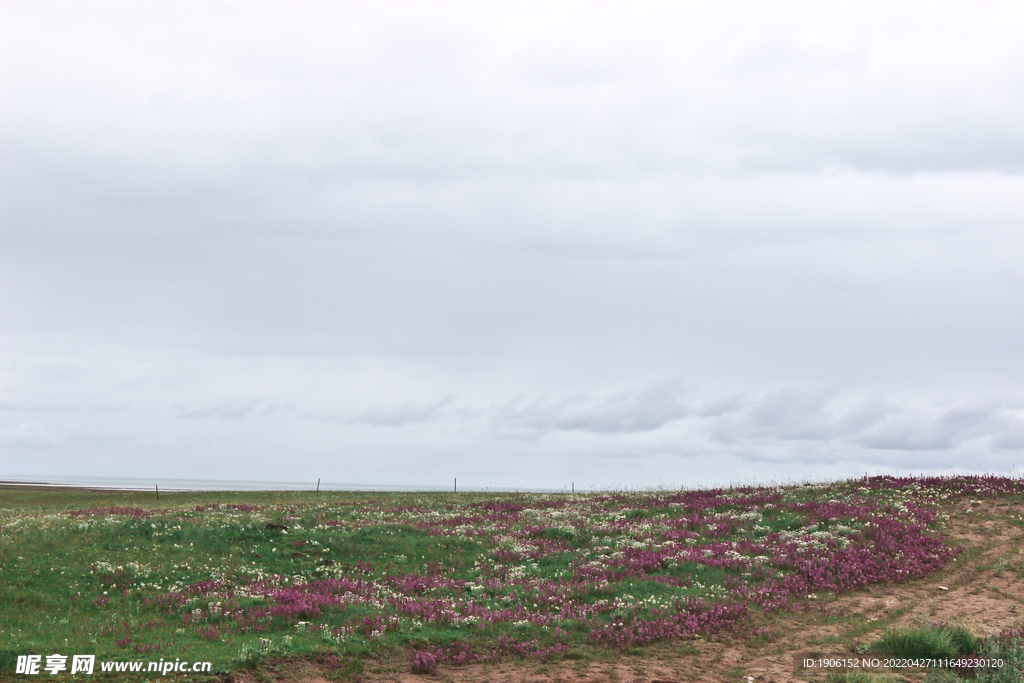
top-left (497, 382), bottom-right (691, 434)
top-left (701, 391), bottom-right (1024, 455)
top-left (855, 403), bottom-right (1019, 452)
top-left (994, 424), bottom-right (1024, 450)
top-left (706, 391), bottom-right (893, 443)
top-left (3, 2), bottom-right (1024, 487)
top-left (341, 395), bottom-right (457, 427)
top-left (176, 400), bottom-right (265, 420)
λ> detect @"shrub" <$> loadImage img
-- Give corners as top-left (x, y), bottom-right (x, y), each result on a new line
top-left (410, 650), bottom-right (438, 675)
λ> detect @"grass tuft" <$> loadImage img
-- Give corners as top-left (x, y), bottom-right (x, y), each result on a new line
top-left (872, 622), bottom-right (979, 659)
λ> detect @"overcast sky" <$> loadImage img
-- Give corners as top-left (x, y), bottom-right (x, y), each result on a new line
top-left (2, 1), bottom-right (1023, 489)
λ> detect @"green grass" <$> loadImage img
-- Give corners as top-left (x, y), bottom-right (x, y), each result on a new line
top-left (872, 622), bottom-right (979, 659)
top-left (871, 622), bottom-right (1024, 683)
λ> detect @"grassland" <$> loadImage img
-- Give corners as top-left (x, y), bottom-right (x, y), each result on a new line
top-left (2, 476), bottom-right (1023, 682)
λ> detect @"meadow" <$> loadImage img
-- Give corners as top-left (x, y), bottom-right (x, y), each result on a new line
top-left (2, 476), bottom-right (1023, 682)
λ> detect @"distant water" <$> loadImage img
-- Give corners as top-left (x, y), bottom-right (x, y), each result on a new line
top-left (0, 474), bottom-right (565, 493)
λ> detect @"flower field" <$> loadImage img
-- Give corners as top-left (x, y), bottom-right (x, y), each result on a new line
top-left (2, 476), bottom-right (1023, 680)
